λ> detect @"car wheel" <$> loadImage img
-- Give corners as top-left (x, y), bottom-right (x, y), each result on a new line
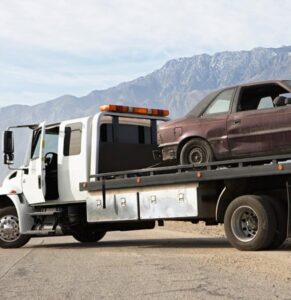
top-left (224, 195), bottom-right (276, 251)
top-left (0, 207), bottom-right (31, 248)
top-left (72, 229), bottom-right (106, 243)
top-left (180, 138), bottom-right (213, 165)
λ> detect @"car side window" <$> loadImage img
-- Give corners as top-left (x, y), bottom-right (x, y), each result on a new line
top-left (204, 89), bottom-right (235, 115)
top-left (237, 84), bottom-right (288, 112)
top-left (257, 97), bottom-right (274, 109)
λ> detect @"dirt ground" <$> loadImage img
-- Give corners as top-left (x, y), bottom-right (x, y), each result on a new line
top-left (163, 220), bottom-right (226, 237)
top-left (0, 222), bottom-right (291, 299)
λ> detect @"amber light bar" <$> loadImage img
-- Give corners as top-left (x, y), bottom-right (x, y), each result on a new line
top-left (99, 104), bottom-right (169, 117)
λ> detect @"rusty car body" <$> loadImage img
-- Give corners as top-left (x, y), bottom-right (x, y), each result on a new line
top-left (158, 80), bottom-right (291, 164)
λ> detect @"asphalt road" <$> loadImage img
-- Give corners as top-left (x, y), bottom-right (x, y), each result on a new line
top-left (0, 227), bottom-right (291, 299)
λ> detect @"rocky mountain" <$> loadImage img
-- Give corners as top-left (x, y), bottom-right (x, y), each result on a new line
top-left (1, 45), bottom-right (291, 180)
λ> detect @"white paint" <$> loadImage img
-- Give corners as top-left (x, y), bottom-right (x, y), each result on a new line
top-left (58, 117), bottom-right (90, 201)
top-left (22, 122), bottom-right (46, 204)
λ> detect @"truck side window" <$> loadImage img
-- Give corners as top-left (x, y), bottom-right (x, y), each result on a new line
top-left (118, 124), bottom-right (150, 144)
top-left (63, 123), bottom-right (82, 156)
top-left (31, 131), bottom-right (41, 159)
top-left (100, 123), bottom-right (151, 144)
top-left (100, 124), bottom-right (113, 143)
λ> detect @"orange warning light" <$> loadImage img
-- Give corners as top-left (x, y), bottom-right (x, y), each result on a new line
top-left (100, 104), bottom-right (169, 117)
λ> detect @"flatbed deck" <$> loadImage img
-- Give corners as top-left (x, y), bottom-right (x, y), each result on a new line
top-left (80, 154), bottom-right (291, 192)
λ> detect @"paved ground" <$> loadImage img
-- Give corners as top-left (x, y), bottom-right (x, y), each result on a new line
top-left (0, 224), bottom-right (291, 299)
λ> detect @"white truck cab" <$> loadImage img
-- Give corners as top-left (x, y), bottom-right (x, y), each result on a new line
top-left (0, 105), bottom-right (169, 248)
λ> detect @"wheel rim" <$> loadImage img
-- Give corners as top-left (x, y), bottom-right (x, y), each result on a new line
top-left (188, 147), bottom-right (205, 164)
top-left (231, 206), bottom-right (258, 242)
top-left (0, 215), bottom-right (20, 242)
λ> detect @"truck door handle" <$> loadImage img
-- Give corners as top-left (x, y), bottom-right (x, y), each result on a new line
top-left (234, 119), bottom-right (241, 125)
top-left (38, 175), bottom-right (42, 189)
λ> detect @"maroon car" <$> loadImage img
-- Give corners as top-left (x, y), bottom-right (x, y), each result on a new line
top-left (158, 80), bottom-right (291, 165)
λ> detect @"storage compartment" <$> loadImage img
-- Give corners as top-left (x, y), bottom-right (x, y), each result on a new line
top-left (86, 191), bottom-right (139, 222)
top-left (139, 183), bottom-right (199, 219)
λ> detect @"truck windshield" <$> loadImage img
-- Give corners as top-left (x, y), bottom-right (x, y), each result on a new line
top-left (31, 131), bottom-right (41, 159)
top-left (31, 127), bottom-right (59, 159)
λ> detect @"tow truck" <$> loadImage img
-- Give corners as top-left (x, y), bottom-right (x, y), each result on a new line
top-left (0, 104), bottom-right (290, 251)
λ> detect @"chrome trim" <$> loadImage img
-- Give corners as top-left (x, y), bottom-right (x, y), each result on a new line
top-left (159, 141), bottom-right (179, 148)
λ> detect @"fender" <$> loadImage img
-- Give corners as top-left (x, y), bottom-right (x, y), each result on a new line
top-left (215, 179), bottom-right (249, 223)
top-left (0, 193), bottom-right (34, 233)
top-left (215, 187), bottom-right (226, 222)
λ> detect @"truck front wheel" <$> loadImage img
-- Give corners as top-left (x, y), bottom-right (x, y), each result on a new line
top-left (224, 195), bottom-right (276, 251)
top-left (0, 207), bottom-right (31, 248)
top-left (72, 229), bottom-right (106, 243)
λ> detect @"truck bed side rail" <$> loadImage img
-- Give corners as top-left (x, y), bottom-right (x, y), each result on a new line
top-left (80, 154), bottom-right (291, 192)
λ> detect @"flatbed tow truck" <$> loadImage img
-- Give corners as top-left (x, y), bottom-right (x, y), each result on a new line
top-left (0, 104), bottom-right (290, 251)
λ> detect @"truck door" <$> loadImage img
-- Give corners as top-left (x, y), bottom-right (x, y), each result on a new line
top-left (58, 117), bottom-right (90, 201)
top-left (22, 122), bottom-right (46, 204)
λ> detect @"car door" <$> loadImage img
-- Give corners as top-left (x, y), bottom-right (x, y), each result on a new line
top-left (199, 88), bottom-right (236, 159)
top-left (22, 122), bottom-right (46, 204)
top-left (227, 91), bottom-right (291, 157)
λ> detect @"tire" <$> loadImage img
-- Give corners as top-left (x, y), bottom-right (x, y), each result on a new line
top-left (224, 195), bottom-right (276, 251)
top-left (72, 229), bottom-right (106, 243)
top-left (180, 139), bottom-right (213, 165)
top-left (260, 195), bottom-right (287, 249)
top-left (0, 207), bottom-right (31, 249)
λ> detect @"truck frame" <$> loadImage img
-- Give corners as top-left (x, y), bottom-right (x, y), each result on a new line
top-left (0, 105), bottom-right (290, 251)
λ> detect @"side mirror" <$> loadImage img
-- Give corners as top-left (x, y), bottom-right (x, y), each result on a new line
top-left (3, 130), bottom-right (14, 165)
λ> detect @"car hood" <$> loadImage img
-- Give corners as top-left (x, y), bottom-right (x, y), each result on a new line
top-left (159, 116), bottom-right (189, 130)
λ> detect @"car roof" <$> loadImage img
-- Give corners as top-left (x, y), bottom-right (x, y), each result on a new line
top-left (187, 79), bottom-right (291, 117)
top-left (211, 79), bottom-right (290, 92)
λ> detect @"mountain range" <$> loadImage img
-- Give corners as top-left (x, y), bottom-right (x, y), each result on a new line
top-left (1, 45), bottom-right (291, 180)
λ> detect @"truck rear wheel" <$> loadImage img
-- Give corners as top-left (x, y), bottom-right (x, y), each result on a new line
top-left (261, 195), bottom-right (287, 249)
top-left (224, 195), bottom-right (276, 251)
top-left (72, 229), bottom-right (106, 243)
top-left (0, 207), bottom-right (30, 249)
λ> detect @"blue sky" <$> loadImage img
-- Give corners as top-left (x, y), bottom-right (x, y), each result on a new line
top-left (0, 0), bottom-right (291, 106)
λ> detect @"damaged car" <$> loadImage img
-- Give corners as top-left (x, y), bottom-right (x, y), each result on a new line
top-left (158, 80), bottom-right (291, 164)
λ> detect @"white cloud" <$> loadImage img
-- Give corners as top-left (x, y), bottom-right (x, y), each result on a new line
top-left (0, 0), bottom-right (290, 56)
top-left (0, 0), bottom-right (290, 105)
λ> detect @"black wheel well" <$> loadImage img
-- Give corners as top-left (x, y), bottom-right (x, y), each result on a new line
top-left (216, 178), bottom-right (288, 223)
top-left (0, 195), bottom-right (14, 210)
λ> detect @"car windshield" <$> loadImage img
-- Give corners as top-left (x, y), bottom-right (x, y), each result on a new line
top-left (283, 80), bottom-right (291, 90)
top-left (187, 91), bottom-right (218, 117)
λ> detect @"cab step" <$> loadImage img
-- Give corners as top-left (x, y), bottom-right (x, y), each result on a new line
top-left (23, 230), bottom-right (56, 236)
top-left (27, 211), bottom-right (61, 216)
